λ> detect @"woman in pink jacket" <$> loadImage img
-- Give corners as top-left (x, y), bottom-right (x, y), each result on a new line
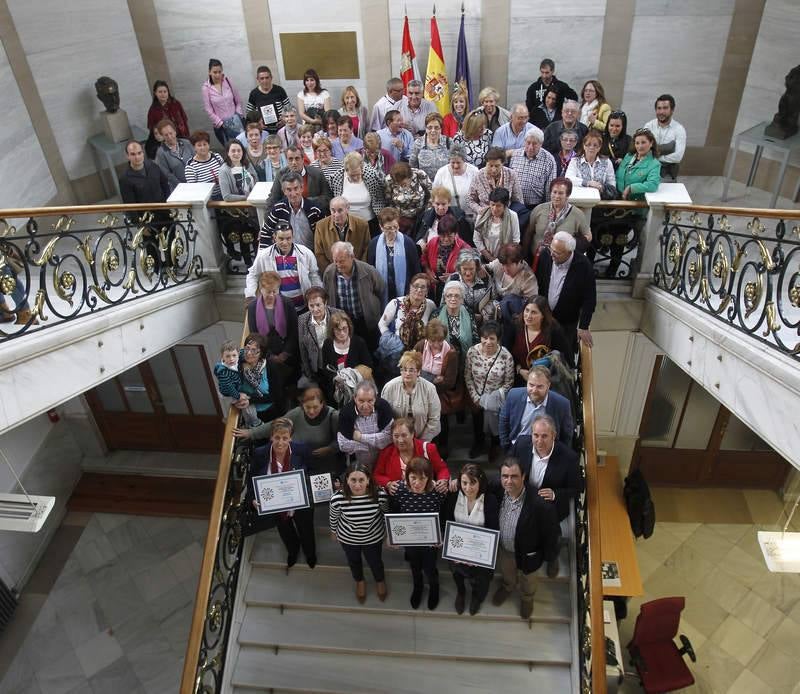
top-left (202, 59), bottom-right (244, 146)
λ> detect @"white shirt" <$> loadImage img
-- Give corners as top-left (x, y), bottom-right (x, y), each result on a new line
top-left (531, 440), bottom-right (555, 490)
top-left (342, 178), bottom-right (373, 220)
top-left (433, 163), bottom-right (479, 215)
top-left (311, 314), bottom-right (328, 346)
top-left (454, 493), bottom-right (486, 527)
top-left (547, 252), bottom-right (573, 311)
top-left (642, 117), bottom-right (686, 164)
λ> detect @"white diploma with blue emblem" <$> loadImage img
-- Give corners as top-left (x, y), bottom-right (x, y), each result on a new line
top-left (384, 513), bottom-right (441, 546)
top-left (252, 470), bottom-right (309, 515)
top-left (441, 521), bottom-right (500, 569)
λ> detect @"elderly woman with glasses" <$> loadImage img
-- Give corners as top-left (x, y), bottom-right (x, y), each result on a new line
top-left (321, 311), bottom-right (373, 402)
top-left (381, 351), bottom-right (441, 442)
top-left (367, 207), bottom-right (422, 304)
top-left (234, 333), bottom-right (275, 422)
top-left (432, 280), bottom-right (478, 356)
top-left (522, 177), bottom-right (591, 259)
top-left (378, 273), bottom-right (436, 351)
top-left (410, 113), bottom-right (453, 182)
top-left (444, 248), bottom-right (494, 329)
top-left (555, 128), bottom-right (580, 177)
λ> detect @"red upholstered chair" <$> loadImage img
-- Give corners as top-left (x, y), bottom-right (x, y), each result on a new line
top-left (626, 597), bottom-right (696, 693)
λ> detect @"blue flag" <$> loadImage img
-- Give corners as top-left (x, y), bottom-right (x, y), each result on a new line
top-left (454, 11), bottom-right (473, 109)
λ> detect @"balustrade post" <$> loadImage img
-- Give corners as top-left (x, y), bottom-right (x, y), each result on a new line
top-left (248, 182), bottom-right (274, 230)
top-left (168, 183), bottom-right (226, 291)
top-left (633, 183), bottom-right (692, 298)
top-left (569, 185), bottom-right (600, 218)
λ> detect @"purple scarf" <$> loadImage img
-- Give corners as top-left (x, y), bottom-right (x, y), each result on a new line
top-left (256, 295), bottom-right (287, 338)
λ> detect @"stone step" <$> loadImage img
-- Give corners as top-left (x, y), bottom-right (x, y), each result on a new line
top-left (231, 647), bottom-right (572, 694)
top-left (245, 565), bottom-right (571, 623)
top-left (249, 526), bottom-right (572, 580)
top-left (239, 604), bottom-right (572, 664)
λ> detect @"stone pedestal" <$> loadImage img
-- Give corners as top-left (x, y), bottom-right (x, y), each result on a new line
top-left (101, 109), bottom-right (132, 143)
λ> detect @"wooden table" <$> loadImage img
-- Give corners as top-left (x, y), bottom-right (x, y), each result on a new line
top-left (596, 456), bottom-right (643, 597)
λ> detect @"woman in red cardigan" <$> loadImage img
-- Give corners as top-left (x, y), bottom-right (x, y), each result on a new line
top-left (373, 418), bottom-right (450, 494)
top-left (422, 213), bottom-right (469, 303)
top-left (146, 80), bottom-right (190, 159)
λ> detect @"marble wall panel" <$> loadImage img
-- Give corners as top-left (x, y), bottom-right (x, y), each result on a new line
top-left (266, 0), bottom-right (367, 108)
top-left (506, 0), bottom-right (606, 109)
top-left (150, 0), bottom-right (254, 140)
top-left (732, 0), bottom-right (800, 162)
top-left (7, 0), bottom-right (152, 180)
top-left (387, 0), bottom-right (482, 109)
top-left (0, 40), bottom-right (56, 207)
top-left (621, 6), bottom-right (734, 146)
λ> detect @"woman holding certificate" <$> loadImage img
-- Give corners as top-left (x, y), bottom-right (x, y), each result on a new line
top-left (249, 418), bottom-right (317, 569)
top-left (329, 462), bottom-right (390, 604)
top-left (442, 464), bottom-right (499, 615)
top-left (389, 457), bottom-right (447, 610)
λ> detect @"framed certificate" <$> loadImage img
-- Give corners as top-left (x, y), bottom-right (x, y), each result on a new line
top-left (252, 470), bottom-right (309, 516)
top-left (441, 521), bottom-right (500, 570)
top-left (309, 473), bottom-right (334, 504)
top-left (385, 513), bottom-right (442, 546)
top-left (260, 103), bottom-right (278, 125)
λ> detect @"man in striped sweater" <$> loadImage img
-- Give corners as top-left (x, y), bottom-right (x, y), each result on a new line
top-left (245, 224), bottom-right (322, 312)
top-left (260, 172), bottom-right (324, 248)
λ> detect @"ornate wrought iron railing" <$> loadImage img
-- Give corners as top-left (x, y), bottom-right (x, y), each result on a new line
top-left (653, 204), bottom-right (800, 359)
top-left (574, 342), bottom-right (607, 694)
top-left (588, 200), bottom-right (649, 280)
top-left (0, 203), bottom-right (202, 341)
top-left (207, 201), bottom-right (259, 276)
top-left (182, 405), bottom-right (249, 694)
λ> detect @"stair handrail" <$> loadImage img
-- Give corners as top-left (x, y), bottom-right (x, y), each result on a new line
top-left (180, 322), bottom-right (249, 694)
top-left (663, 202), bottom-right (800, 220)
top-left (578, 341), bottom-right (607, 693)
top-left (0, 202), bottom-right (191, 218)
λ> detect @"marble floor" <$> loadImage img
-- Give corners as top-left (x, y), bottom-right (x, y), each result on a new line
top-left (617, 487), bottom-right (800, 694)
top-left (0, 511), bottom-right (207, 694)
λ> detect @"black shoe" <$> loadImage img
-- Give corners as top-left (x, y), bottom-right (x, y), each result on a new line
top-left (427, 583), bottom-right (439, 610)
top-left (469, 595), bottom-right (482, 616)
top-left (410, 584), bottom-right (423, 609)
top-left (287, 553), bottom-right (298, 568)
top-left (307, 556), bottom-right (317, 569)
top-left (546, 558), bottom-right (559, 578)
top-left (454, 591), bottom-right (466, 615)
top-left (469, 441), bottom-right (486, 459)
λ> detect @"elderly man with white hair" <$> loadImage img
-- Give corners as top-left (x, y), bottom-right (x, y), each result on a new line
top-left (534, 230), bottom-right (596, 351)
top-left (491, 104), bottom-right (536, 159)
top-left (322, 240), bottom-right (384, 349)
top-left (509, 128), bottom-right (556, 231)
top-left (314, 196), bottom-right (371, 271)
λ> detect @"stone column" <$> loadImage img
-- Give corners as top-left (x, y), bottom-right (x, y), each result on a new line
top-left (633, 183), bottom-right (692, 298)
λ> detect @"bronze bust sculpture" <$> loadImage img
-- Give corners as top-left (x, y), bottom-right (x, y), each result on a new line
top-left (765, 65), bottom-right (800, 139)
top-left (95, 76), bottom-right (120, 113)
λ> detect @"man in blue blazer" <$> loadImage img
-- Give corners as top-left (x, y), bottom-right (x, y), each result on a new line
top-left (499, 366), bottom-right (573, 451)
top-left (512, 414), bottom-right (582, 525)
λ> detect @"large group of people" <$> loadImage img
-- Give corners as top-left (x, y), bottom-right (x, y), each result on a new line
top-left (124, 55), bottom-right (687, 619)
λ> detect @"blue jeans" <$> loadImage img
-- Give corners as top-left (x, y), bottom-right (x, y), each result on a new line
top-left (1, 265), bottom-right (29, 310)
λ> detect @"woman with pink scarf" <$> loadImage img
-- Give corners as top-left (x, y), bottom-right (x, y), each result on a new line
top-left (247, 271), bottom-right (298, 413)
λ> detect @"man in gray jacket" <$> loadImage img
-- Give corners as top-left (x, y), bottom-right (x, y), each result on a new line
top-left (323, 241), bottom-right (384, 349)
top-left (153, 119), bottom-right (193, 191)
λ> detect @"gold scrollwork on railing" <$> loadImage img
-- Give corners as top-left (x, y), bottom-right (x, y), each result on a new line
top-left (669, 210), bottom-right (682, 224)
top-left (32, 288), bottom-right (47, 322)
top-left (755, 238), bottom-right (775, 271)
top-left (0, 219), bottom-right (17, 237)
top-left (54, 270), bottom-right (76, 306)
top-left (77, 236), bottom-right (94, 265)
top-left (763, 301), bottom-right (780, 337)
top-left (33, 236), bottom-right (59, 267)
top-left (100, 239), bottom-right (120, 283)
top-left (688, 260), bottom-right (700, 288)
top-left (743, 276), bottom-right (762, 318)
top-left (712, 252), bottom-right (729, 283)
top-left (717, 214), bottom-right (732, 232)
top-left (97, 213), bottom-right (119, 229)
top-left (50, 215), bottom-right (75, 233)
top-left (747, 216), bottom-right (766, 235)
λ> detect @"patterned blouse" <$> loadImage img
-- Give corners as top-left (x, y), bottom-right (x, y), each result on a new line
top-left (464, 344), bottom-right (515, 405)
top-left (384, 169), bottom-right (432, 219)
top-left (453, 129), bottom-right (493, 169)
top-left (410, 136), bottom-right (453, 181)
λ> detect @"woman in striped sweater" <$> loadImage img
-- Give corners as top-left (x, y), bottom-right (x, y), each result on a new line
top-left (329, 462), bottom-right (389, 604)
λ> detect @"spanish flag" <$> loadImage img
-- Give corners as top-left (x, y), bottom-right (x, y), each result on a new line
top-left (424, 13), bottom-right (450, 116)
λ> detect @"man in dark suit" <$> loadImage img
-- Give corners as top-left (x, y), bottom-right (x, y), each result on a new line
top-left (499, 366), bottom-right (573, 451)
top-left (513, 414), bottom-right (582, 526)
top-left (535, 230), bottom-right (596, 353)
top-left (265, 145), bottom-right (332, 211)
top-left (491, 457), bottom-right (561, 619)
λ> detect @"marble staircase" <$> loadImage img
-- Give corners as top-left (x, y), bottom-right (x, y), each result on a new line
top-left (223, 498), bottom-right (578, 693)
